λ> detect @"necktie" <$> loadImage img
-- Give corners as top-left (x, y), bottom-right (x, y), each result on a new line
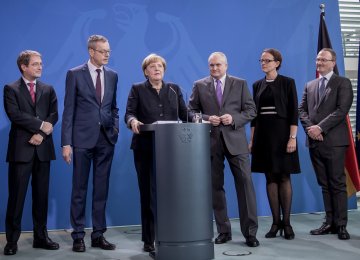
top-left (28, 82), bottom-right (35, 103)
top-left (318, 77), bottom-right (326, 100)
top-left (95, 69), bottom-right (102, 105)
top-left (216, 79), bottom-right (223, 106)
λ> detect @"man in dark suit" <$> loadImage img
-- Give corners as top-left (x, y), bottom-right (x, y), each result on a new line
top-left (3, 50), bottom-right (59, 255)
top-left (299, 48), bottom-right (353, 240)
top-left (61, 35), bottom-right (119, 252)
top-left (188, 52), bottom-right (259, 247)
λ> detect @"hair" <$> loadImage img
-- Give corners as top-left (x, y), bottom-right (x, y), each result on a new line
top-left (141, 53), bottom-right (167, 78)
top-left (87, 34), bottom-right (108, 50)
top-left (208, 52), bottom-right (228, 64)
top-left (319, 48), bottom-right (337, 61)
top-left (17, 50), bottom-right (41, 74)
top-left (262, 48), bottom-right (282, 70)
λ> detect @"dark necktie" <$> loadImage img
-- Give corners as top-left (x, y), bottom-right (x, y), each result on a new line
top-left (318, 77), bottom-right (326, 101)
top-left (216, 79), bottom-right (223, 106)
top-left (96, 69), bottom-right (102, 105)
top-left (27, 82), bottom-right (35, 103)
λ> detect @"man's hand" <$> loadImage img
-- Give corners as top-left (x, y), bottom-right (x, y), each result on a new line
top-left (306, 125), bottom-right (323, 141)
top-left (41, 121), bottom-right (53, 135)
top-left (62, 146), bottom-right (73, 164)
top-left (220, 114), bottom-right (233, 126)
top-left (28, 134), bottom-right (44, 146)
top-left (209, 115), bottom-right (221, 126)
top-left (131, 119), bottom-right (143, 134)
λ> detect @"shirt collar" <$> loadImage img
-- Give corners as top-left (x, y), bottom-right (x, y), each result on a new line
top-left (320, 71), bottom-right (333, 82)
top-left (87, 60), bottom-right (103, 73)
top-left (212, 74), bottom-right (226, 85)
top-left (22, 77), bottom-right (37, 86)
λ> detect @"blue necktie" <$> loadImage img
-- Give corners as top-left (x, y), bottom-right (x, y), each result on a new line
top-left (216, 79), bottom-right (223, 106)
top-left (318, 77), bottom-right (326, 100)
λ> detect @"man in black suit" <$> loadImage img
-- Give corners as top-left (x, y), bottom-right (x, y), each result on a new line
top-left (188, 52), bottom-right (259, 247)
top-left (3, 50), bottom-right (59, 255)
top-left (61, 35), bottom-right (119, 252)
top-left (299, 48), bottom-right (353, 240)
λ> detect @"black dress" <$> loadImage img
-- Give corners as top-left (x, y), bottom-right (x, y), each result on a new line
top-left (251, 81), bottom-right (300, 174)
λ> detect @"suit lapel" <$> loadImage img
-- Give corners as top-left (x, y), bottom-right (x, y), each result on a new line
top-left (222, 76), bottom-right (232, 106)
top-left (19, 78), bottom-right (35, 108)
top-left (82, 64), bottom-right (99, 105)
top-left (102, 67), bottom-right (111, 104)
top-left (318, 75), bottom-right (334, 108)
top-left (207, 77), bottom-right (219, 108)
top-left (35, 81), bottom-right (44, 104)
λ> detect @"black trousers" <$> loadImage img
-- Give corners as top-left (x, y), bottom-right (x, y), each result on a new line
top-left (133, 149), bottom-right (155, 245)
top-left (6, 152), bottom-right (50, 243)
top-left (309, 145), bottom-right (348, 226)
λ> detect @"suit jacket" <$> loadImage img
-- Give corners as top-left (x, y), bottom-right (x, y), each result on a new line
top-left (189, 75), bottom-right (256, 155)
top-left (3, 78), bottom-right (58, 162)
top-left (61, 63), bottom-right (119, 149)
top-left (124, 80), bottom-right (188, 150)
top-left (298, 73), bottom-right (353, 148)
top-left (251, 74), bottom-right (298, 127)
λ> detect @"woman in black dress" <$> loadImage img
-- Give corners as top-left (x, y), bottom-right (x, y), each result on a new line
top-left (249, 48), bottom-right (300, 240)
top-left (124, 54), bottom-right (188, 252)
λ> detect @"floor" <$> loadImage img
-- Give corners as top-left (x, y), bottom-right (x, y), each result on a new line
top-left (0, 211), bottom-right (359, 260)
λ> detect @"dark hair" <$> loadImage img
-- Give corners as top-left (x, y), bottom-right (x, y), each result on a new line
top-left (17, 50), bottom-right (41, 74)
top-left (320, 48), bottom-right (337, 61)
top-left (262, 48), bottom-right (282, 70)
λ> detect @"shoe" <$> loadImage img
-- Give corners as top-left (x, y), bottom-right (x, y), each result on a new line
top-left (265, 223), bottom-right (283, 238)
top-left (310, 223), bottom-right (337, 235)
top-left (4, 243), bottom-right (17, 255)
top-left (245, 236), bottom-right (259, 247)
top-left (215, 233), bottom-right (232, 244)
top-left (33, 237), bottom-right (59, 250)
top-left (143, 243), bottom-right (155, 252)
top-left (283, 225), bottom-right (295, 240)
top-left (149, 251), bottom-right (156, 259)
top-left (72, 238), bottom-right (86, 252)
top-left (91, 236), bottom-right (116, 250)
top-left (337, 226), bottom-right (350, 240)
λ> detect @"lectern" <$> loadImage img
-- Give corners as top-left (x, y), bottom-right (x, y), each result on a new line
top-left (140, 122), bottom-right (214, 260)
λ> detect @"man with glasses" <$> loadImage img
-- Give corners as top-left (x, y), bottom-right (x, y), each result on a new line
top-left (61, 35), bottom-right (119, 252)
top-left (3, 50), bottom-right (59, 255)
top-left (299, 48), bottom-right (353, 240)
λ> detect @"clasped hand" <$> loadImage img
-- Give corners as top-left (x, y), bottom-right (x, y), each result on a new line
top-left (209, 114), bottom-right (233, 126)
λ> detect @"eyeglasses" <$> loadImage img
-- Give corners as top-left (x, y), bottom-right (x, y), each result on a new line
top-left (316, 58), bottom-right (333, 63)
top-left (93, 49), bottom-right (111, 55)
top-left (259, 59), bottom-right (275, 64)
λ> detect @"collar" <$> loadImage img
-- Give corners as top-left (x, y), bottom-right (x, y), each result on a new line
top-left (212, 74), bottom-right (226, 85)
top-left (87, 60), bottom-right (104, 73)
top-left (320, 71), bottom-right (334, 82)
top-left (22, 76), bottom-right (37, 86)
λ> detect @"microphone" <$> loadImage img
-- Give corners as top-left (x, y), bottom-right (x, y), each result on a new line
top-left (169, 86), bottom-right (180, 123)
top-left (170, 84), bottom-right (189, 123)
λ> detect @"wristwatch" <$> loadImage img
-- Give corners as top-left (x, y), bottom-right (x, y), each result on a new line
top-left (289, 135), bottom-right (296, 139)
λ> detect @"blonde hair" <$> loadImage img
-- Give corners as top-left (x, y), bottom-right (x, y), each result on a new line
top-left (142, 53), bottom-right (167, 78)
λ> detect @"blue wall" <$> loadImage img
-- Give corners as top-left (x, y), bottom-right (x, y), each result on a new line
top-left (0, 0), bottom-right (356, 232)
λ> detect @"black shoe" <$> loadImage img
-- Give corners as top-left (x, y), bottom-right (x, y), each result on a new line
top-left (91, 236), bottom-right (116, 250)
top-left (245, 236), bottom-right (259, 247)
top-left (310, 223), bottom-right (337, 235)
top-left (4, 243), bottom-right (17, 255)
top-left (72, 238), bottom-right (86, 252)
top-left (215, 233), bottom-right (232, 244)
top-left (265, 223), bottom-right (283, 238)
top-left (337, 226), bottom-right (350, 240)
top-left (143, 243), bottom-right (155, 252)
top-left (33, 237), bottom-right (59, 250)
top-left (149, 251), bottom-right (156, 259)
top-left (283, 225), bottom-right (295, 240)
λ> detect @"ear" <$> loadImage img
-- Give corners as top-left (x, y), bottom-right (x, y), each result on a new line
top-left (20, 64), bottom-right (27, 72)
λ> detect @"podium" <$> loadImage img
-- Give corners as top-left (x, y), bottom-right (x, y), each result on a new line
top-left (140, 122), bottom-right (214, 260)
